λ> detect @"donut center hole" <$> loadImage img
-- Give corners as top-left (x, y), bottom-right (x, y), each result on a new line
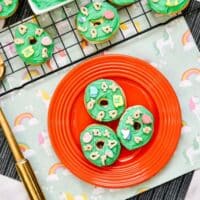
top-left (99, 99), bottom-right (108, 107)
top-left (96, 141), bottom-right (104, 149)
top-left (91, 18), bottom-right (104, 27)
top-left (29, 37), bottom-right (37, 45)
top-left (133, 122), bottom-right (141, 130)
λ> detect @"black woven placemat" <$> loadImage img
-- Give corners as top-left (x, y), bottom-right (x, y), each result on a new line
top-left (1, 0), bottom-right (199, 199)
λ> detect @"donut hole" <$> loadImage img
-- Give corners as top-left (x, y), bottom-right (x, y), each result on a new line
top-left (94, 22), bottom-right (101, 26)
top-left (133, 122), bottom-right (141, 131)
top-left (96, 141), bottom-right (104, 149)
top-left (99, 99), bottom-right (108, 107)
top-left (29, 37), bottom-right (37, 45)
top-left (91, 18), bottom-right (104, 27)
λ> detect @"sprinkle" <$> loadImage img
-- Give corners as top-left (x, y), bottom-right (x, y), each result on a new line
top-left (126, 116), bottom-right (134, 125)
top-left (93, 2), bottom-right (102, 11)
top-left (109, 110), bottom-right (118, 119)
top-left (78, 17), bottom-right (86, 23)
top-left (83, 132), bottom-right (93, 143)
top-left (166, 0), bottom-right (178, 6)
top-left (93, 129), bottom-right (101, 136)
top-left (90, 28), bottom-right (97, 38)
top-left (101, 155), bottom-right (107, 166)
top-left (104, 11), bottom-right (114, 20)
top-left (18, 25), bottom-right (27, 35)
top-left (121, 129), bottom-right (131, 140)
top-left (109, 83), bottom-right (118, 91)
top-left (22, 46), bottom-right (34, 58)
top-left (103, 130), bottom-right (110, 138)
top-left (105, 150), bottom-right (113, 158)
top-left (101, 82), bottom-right (108, 92)
top-left (89, 86), bottom-right (98, 98)
top-left (134, 136), bottom-right (143, 144)
top-left (77, 26), bottom-right (87, 32)
top-left (83, 144), bottom-right (92, 151)
top-left (143, 127), bottom-right (152, 134)
top-left (113, 95), bottom-right (124, 107)
top-left (87, 99), bottom-right (95, 110)
top-left (133, 110), bottom-right (141, 119)
top-left (80, 7), bottom-right (88, 16)
top-left (142, 114), bottom-right (152, 124)
top-left (108, 140), bottom-right (117, 149)
top-left (90, 152), bottom-right (100, 160)
top-left (0, 5), bottom-right (3, 12)
top-left (102, 26), bottom-right (112, 33)
top-left (14, 38), bottom-right (24, 45)
top-left (42, 48), bottom-right (48, 58)
top-left (41, 36), bottom-right (52, 46)
top-left (4, 0), bottom-right (12, 6)
top-left (96, 111), bottom-right (105, 121)
top-left (35, 28), bottom-right (44, 36)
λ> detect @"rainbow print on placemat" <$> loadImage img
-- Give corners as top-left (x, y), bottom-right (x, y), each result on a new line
top-left (179, 68), bottom-right (200, 87)
top-left (48, 163), bottom-right (65, 175)
top-left (13, 112), bottom-right (38, 133)
top-left (18, 143), bottom-right (35, 158)
top-left (182, 30), bottom-right (195, 51)
top-left (47, 163), bottom-right (71, 182)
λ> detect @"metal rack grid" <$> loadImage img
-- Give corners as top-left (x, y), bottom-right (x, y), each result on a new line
top-left (0, 0), bottom-right (199, 97)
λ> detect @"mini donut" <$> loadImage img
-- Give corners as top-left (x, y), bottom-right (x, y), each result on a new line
top-left (84, 79), bottom-right (126, 122)
top-left (109, 0), bottom-right (136, 6)
top-left (14, 23), bottom-right (54, 65)
top-left (76, 2), bottom-right (120, 44)
top-left (80, 124), bottom-right (121, 167)
top-left (0, 0), bottom-right (18, 19)
top-left (148, 0), bottom-right (190, 15)
top-left (117, 106), bottom-right (154, 150)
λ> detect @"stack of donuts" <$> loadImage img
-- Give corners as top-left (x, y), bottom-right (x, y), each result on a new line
top-left (81, 79), bottom-right (154, 167)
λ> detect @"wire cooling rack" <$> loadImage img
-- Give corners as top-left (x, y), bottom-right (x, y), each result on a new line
top-left (0, 0), bottom-right (199, 97)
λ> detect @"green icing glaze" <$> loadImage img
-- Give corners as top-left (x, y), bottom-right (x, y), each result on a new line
top-left (0, 0), bottom-right (18, 18)
top-left (109, 0), bottom-right (136, 6)
top-left (84, 79), bottom-right (126, 122)
top-left (14, 23), bottom-right (54, 65)
top-left (80, 124), bottom-right (121, 167)
top-left (76, 2), bottom-right (120, 43)
top-left (117, 106), bottom-right (154, 150)
top-left (148, 0), bottom-right (189, 14)
top-left (31, 0), bottom-right (66, 10)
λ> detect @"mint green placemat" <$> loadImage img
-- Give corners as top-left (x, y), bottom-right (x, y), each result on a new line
top-left (1, 14), bottom-right (200, 200)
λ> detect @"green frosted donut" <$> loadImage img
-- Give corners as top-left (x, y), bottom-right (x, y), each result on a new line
top-left (80, 124), bottom-right (121, 167)
top-left (117, 106), bottom-right (154, 150)
top-left (84, 79), bottom-right (126, 122)
top-left (148, 0), bottom-right (190, 15)
top-left (109, 0), bottom-right (136, 6)
top-left (76, 2), bottom-right (120, 44)
top-left (14, 23), bottom-right (54, 65)
top-left (0, 0), bottom-right (18, 19)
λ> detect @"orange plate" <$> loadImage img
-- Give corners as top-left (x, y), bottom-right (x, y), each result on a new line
top-left (48, 54), bottom-right (182, 188)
